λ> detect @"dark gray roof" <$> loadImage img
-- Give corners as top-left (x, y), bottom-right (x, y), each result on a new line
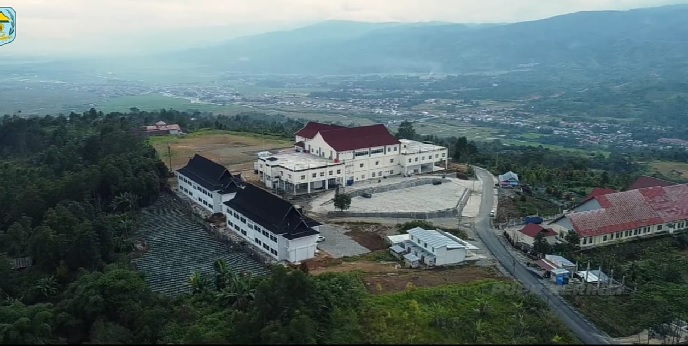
top-left (225, 184), bottom-right (319, 240)
top-left (177, 154), bottom-right (243, 194)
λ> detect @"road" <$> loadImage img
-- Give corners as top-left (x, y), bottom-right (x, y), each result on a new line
top-left (472, 166), bottom-right (612, 345)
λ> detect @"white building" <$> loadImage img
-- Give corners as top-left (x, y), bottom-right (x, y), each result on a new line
top-left (176, 154), bottom-right (244, 213)
top-left (255, 122), bottom-right (449, 193)
top-left (549, 184), bottom-right (688, 249)
top-left (224, 183), bottom-right (321, 263)
top-left (389, 227), bottom-right (479, 267)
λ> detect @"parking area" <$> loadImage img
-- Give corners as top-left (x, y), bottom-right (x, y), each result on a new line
top-left (316, 224), bottom-right (371, 258)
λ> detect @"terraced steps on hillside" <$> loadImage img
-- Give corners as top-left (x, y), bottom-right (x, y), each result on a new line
top-left (133, 192), bottom-right (267, 296)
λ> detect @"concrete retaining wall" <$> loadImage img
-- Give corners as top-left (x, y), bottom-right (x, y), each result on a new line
top-left (344, 177), bottom-right (451, 197)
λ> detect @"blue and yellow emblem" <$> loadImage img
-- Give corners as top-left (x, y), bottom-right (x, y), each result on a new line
top-left (0, 7), bottom-right (16, 47)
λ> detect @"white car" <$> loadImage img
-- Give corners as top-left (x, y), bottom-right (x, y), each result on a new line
top-left (317, 235), bottom-right (325, 242)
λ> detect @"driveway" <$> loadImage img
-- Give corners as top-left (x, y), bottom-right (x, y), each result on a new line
top-left (472, 166), bottom-right (612, 345)
top-left (316, 224), bottom-right (370, 258)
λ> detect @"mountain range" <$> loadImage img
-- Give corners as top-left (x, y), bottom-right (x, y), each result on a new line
top-left (168, 4), bottom-right (688, 78)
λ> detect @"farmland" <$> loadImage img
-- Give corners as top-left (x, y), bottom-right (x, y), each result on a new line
top-left (148, 129), bottom-right (292, 174)
top-left (647, 161), bottom-right (688, 182)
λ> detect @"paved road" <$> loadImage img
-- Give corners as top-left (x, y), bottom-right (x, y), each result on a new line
top-left (472, 166), bottom-right (612, 345)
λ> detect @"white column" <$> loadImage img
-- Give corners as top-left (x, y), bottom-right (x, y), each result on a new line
top-left (325, 179), bottom-right (329, 190)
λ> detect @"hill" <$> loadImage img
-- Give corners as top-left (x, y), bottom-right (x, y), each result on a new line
top-left (173, 5), bottom-right (688, 79)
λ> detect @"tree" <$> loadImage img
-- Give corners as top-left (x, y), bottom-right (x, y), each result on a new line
top-left (395, 121), bottom-right (417, 140)
top-left (532, 232), bottom-right (552, 256)
top-left (333, 194), bottom-right (351, 211)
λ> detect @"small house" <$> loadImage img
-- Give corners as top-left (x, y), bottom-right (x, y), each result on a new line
top-left (498, 171), bottom-right (519, 188)
top-left (141, 121), bottom-right (182, 136)
top-left (391, 227), bottom-right (479, 267)
top-left (508, 224), bottom-right (558, 247)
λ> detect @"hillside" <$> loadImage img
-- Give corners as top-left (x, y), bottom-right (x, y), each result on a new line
top-left (175, 5), bottom-right (688, 79)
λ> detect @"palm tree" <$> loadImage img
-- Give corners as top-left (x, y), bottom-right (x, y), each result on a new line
top-left (188, 271), bottom-right (210, 294)
top-left (110, 192), bottom-right (139, 212)
top-left (35, 276), bottom-right (57, 300)
top-left (473, 297), bottom-right (492, 317)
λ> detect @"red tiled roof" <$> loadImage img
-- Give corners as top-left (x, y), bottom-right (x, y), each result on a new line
top-left (295, 122), bottom-right (346, 139)
top-left (581, 188), bottom-right (617, 204)
top-left (567, 184), bottom-right (688, 237)
top-left (318, 124), bottom-right (400, 152)
top-left (535, 259), bottom-right (555, 271)
top-left (520, 223), bottom-right (558, 238)
top-left (627, 176), bottom-right (675, 191)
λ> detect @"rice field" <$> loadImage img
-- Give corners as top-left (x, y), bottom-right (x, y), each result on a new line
top-left (133, 192), bottom-right (268, 296)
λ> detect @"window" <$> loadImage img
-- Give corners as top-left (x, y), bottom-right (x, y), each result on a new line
top-left (582, 238), bottom-right (587, 245)
top-left (360, 163), bottom-right (364, 168)
top-left (422, 156), bottom-right (425, 160)
top-left (375, 161), bottom-right (379, 166)
top-left (394, 147), bottom-right (398, 151)
top-left (372, 172), bottom-right (376, 178)
top-left (370, 148), bottom-right (384, 155)
top-left (329, 170), bottom-right (333, 176)
top-left (390, 159), bottom-right (394, 163)
top-left (241, 230), bottom-right (247, 236)
top-left (408, 159), bottom-right (412, 163)
top-left (657, 224), bottom-right (663, 230)
top-left (361, 175), bottom-right (365, 179)
top-left (301, 175), bottom-right (306, 180)
top-left (336, 169), bottom-right (341, 174)
top-left (390, 170), bottom-right (394, 174)
top-left (227, 220), bottom-right (234, 227)
top-left (415, 157), bottom-right (418, 162)
top-left (288, 174), bottom-right (292, 179)
top-left (603, 235), bottom-right (607, 241)
top-left (442, 153), bottom-right (446, 157)
top-left (436, 154), bottom-right (439, 158)
top-left (633, 229), bottom-right (638, 235)
top-left (255, 238), bottom-right (261, 245)
top-left (378, 171), bottom-right (382, 176)
top-left (240, 217), bottom-right (246, 223)
top-left (431, 247), bottom-right (435, 253)
top-left (312, 173), bottom-right (317, 178)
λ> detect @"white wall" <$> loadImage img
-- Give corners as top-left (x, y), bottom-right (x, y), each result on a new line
top-left (177, 172), bottom-right (215, 212)
top-left (435, 246), bottom-right (466, 266)
top-left (225, 205), bottom-right (318, 263)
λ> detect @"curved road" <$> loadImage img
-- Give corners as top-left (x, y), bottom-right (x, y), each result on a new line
top-left (472, 166), bottom-right (612, 345)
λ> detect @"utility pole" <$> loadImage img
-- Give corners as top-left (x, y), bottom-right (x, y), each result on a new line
top-left (167, 142), bottom-right (173, 174)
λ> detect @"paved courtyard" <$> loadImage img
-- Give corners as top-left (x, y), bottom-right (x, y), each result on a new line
top-left (310, 177), bottom-right (481, 214)
top-left (316, 224), bottom-right (370, 258)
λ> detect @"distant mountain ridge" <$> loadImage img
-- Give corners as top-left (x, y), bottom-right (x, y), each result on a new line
top-left (171, 4), bottom-right (688, 78)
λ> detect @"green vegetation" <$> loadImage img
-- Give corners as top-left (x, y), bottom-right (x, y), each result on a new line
top-left (0, 108), bottom-right (580, 344)
top-left (333, 193), bottom-right (352, 211)
top-left (565, 237), bottom-right (688, 337)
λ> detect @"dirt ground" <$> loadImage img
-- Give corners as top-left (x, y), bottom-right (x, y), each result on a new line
top-left (331, 221), bottom-right (396, 250)
top-left (497, 194), bottom-right (522, 222)
top-left (151, 132), bottom-right (292, 175)
top-left (307, 256), bottom-right (508, 294)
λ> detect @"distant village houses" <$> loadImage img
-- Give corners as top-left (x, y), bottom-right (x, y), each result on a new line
top-left (141, 121), bottom-right (182, 137)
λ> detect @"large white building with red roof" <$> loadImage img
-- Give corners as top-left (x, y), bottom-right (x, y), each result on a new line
top-left (549, 184), bottom-right (688, 249)
top-left (254, 122), bottom-right (448, 194)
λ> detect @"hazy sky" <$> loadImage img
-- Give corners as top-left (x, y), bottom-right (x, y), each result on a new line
top-left (2, 0), bottom-right (686, 58)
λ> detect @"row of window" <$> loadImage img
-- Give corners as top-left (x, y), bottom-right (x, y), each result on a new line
top-left (254, 237), bottom-right (278, 256)
top-left (179, 175), bottom-right (213, 197)
top-left (353, 147), bottom-right (399, 157)
top-left (407, 152), bottom-right (446, 163)
top-left (359, 159), bottom-right (395, 168)
top-left (584, 225), bottom-right (663, 244)
top-left (227, 208), bottom-right (278, 244)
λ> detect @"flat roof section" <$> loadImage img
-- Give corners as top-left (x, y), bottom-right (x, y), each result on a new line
top-left (399, 139), bottom-right (447, 154)
top-left (260, 151), bottom-right (344, 171)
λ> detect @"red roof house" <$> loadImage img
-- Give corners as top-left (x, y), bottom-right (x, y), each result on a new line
top-left (581, 188), bottom-right (618, 204)
top-left (317, 124), bottom-right (400, 152)
top-left (142, 121), bottom-right (182, 136)
top-left (295, 122), bottom-right (346, 140)
top-left (510, 223), bottom-right (558, 246)
top-left (627, 176), bottom-right (675, 191)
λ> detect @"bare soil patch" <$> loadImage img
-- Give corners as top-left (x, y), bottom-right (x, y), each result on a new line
top-left (150, 131), bottom-right (291, 174)
top-left (363, 266), bottom-right (509, 294)
top-left (333, 222), bottom-right (395, 251)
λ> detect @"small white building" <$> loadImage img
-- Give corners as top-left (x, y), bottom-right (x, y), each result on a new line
top-left (390, 227), bottom-right (479, 267)
top-left (176, 154), bottom-right (244, 213)
top-left (224, 183), bottom-right (321, 263)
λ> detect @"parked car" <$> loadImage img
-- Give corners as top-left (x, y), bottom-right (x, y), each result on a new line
top-left (362, 192), bottom-right (373, 198)
top-left (489, 209), bottom-right (496, 217)
top-left (317, 235), bottom-right (325, 242)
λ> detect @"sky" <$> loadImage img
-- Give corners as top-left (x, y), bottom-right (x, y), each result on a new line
top-left (1, 0), bottom-right (686, 58)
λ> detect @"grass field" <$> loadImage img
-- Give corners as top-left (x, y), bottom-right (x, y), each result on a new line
top-left (149, 129), bottom-right (292, 174)
top-left (647, 161), bottom-right (688, 182)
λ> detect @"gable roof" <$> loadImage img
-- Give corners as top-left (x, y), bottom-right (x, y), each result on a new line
top-left (567, 184), bottom-right (688, 237)
top-left (519, 223), bottom-right (557, 238)
top-left (317, 124), bottom-right (400, 152)
top-left (177, 154), bottom-right (242, 194)
top-left (295, 122), bottom-right (346, 139)
top-left (224, 184), bottom-right (319, 240)
top-left (498, 171), bottom-right (519, 182)
top-left (580, 188), bottom-right (618, 204)
top-left (627, 176), bottom-right (675, 191)
top-left (408, 227), bottom-right (465, 249)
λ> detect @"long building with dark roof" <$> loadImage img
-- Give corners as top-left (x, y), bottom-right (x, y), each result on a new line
top-left (255, 121), bottom-right (448, 194)
top-left (224, 183), bottom-right (321, 263)
top-left (175, 154), bottom-right (244, 213)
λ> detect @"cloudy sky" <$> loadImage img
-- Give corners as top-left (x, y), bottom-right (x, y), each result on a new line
top-left (1, 0), bottom-right (686, 58)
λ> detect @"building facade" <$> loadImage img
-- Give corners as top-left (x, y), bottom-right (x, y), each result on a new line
top-left (255, 122), bottom-right (449, 193)
top-left (176, 154), bottom-right (243, 213)
top-left (224, 184), bottom-right (321, 263)
top-left (549, 184), bottom-right (688, 249)
top-left (389, 227), bottom-right (478, 267)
